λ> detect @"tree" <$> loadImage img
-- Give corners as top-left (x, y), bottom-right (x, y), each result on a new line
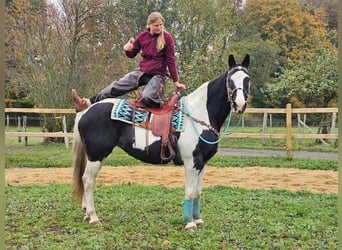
top-left (244, 0), bottom-right (330, 66)
top-left (5, 0), bottom-right (134, 133)
top-left (228, 21), bottom-right (281, 108)
top-left (166, 0), bottom-right (242, 91)
top-left (266, 44), bottom-right (337, 108)
top-left (5, 0), bottom-right (47, 107)
top-left (7, 0), bottom-right (337, 118)
top-left (54, 0), bottom-right (131, 98)
top-left (299, 0), bottom-right (338, 30)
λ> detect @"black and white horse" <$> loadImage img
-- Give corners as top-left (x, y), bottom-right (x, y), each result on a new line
top-left (72, 54), bottom-right (250, 231)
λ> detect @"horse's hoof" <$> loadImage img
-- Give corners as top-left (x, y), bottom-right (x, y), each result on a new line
top-left (185, 222), bottom-right (197, 231)
top-left (195, 219), bottom-right (204, 226)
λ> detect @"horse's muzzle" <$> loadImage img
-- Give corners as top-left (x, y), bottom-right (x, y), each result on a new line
top-left (232, 102), bottom-right (247, 113)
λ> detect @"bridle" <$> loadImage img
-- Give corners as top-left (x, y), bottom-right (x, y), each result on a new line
top-left (226, 65), bottom-right (250, 104)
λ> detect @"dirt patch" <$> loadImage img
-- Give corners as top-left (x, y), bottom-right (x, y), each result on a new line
top-left (5, 166), bottom-right (337, 194)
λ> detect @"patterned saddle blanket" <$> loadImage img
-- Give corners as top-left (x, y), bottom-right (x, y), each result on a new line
top-left (110, 98), bottom-right (186, 132)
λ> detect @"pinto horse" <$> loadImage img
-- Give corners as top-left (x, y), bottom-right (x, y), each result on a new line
top-left (72, 54), bottom-right (250, 231)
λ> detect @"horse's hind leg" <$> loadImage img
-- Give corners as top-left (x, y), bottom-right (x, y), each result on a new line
top-left (82, 160), bottom-right (102, 224)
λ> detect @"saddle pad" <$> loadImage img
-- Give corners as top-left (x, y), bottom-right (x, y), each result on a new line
top-left (111, 99), bottom-right (186, 132)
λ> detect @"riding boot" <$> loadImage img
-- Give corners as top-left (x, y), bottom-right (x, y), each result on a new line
top-left (72, 89), bottom-right (91, 112)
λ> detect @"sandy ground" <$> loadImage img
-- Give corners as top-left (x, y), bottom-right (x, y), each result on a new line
top-left (5, 166), bottom-right (337, 194)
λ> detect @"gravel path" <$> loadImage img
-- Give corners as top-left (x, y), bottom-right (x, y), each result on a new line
top-left (217, 148), bottom-right (337, 160)
top-left (5, 166), bottom-right (338, 194)
top-left (6, 146), bottom-right (337, 194)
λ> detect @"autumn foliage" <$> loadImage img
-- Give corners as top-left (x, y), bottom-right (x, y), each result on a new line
top-left (5, 0), bottom-right (337, 111)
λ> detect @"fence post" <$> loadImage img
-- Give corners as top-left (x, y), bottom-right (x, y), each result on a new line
top-left (297, 113), bottom-right (301, 144)
top-left (286, 103), bottom-right (292, 157)
top-left (17, 116), bottom-right (21, 142)
top-left (262, 112), bottom-right (267, 145)
top-left (331, 112), bottom-right (337, 146)
top-left (6, 115), bottom-right (9, 131)
top-left (62, 115), bottom-right (69, 148)
top-left (23, 115), bottom-right (28, 146)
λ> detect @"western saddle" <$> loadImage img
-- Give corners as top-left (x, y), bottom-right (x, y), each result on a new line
top-left (128, 91), bottom-right (181, 161)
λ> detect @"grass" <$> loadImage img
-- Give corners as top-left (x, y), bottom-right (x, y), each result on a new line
top-left (5, 137), bottom-right (338, 249)
top-left (5, 138), bottom-right (338, 171)
top-left (5, 184), bottom-right (337, 249)
top-left (6, 124), bottom-right (338, 153)
top-left (208, 155), bottom-right (337, 171)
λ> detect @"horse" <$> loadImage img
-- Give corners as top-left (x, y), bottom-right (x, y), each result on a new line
top-left (72, 54), bottom-right (250, 231)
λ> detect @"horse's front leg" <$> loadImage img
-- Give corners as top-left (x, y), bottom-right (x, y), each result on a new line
top-left (82, 160), bottom-right (102, 225)
top-left (183, 163), bottom-right (205, 231)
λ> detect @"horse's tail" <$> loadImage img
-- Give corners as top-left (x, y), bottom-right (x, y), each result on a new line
top-left (72, 113), bottom-right (86, 203)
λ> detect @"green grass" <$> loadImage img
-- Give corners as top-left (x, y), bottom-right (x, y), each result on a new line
top-left (5, 134), bottom-right (338, 249)
top-left (5, 138), bottom-right (337, 171)
top-left (5, 184), bottom-right (337, 249)
top-left (208, 155), bottom-right (337, 171)
top-left (219, 136), bottom-right (338, 152)
top-left (6, 126), bottom-right (42, 132)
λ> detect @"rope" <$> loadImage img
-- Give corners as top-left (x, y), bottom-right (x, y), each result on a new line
top-left (180, 97), bottom-right (243, 145)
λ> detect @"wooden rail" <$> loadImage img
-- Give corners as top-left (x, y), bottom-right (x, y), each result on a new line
top-left (247, 107), bottom-right (338, 114)
top-left (242, 104), bottom-right (338, 156)
top-left (223, 133), bottom-right (337, 139)
top-left (5, 108), bottom-right (76, 148)
top-left (5, 132), bottom-right (74, 138)
top-left (4, 108), bottom-right (76, 114)
top-left (5, 105), bottom-right (338, 156)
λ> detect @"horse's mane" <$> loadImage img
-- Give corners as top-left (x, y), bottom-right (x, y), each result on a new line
top-left (209, 71), bottom-right (227, 84)
top-left (187, 71), bottom-right (227, 99)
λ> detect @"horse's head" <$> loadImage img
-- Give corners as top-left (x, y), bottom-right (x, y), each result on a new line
top-left (226, 54), bottom-right (250, 113)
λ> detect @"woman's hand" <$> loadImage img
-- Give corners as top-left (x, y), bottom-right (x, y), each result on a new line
top-left (123, 38), bottom-right (134, 52)
top-left (174, 81), bottom-right (186, 90)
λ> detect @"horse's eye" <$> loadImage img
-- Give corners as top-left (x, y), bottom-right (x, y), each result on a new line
top-left (228, 80), bottom-right (235, 89)
top-left (243, 78), bottom-right (250, 91)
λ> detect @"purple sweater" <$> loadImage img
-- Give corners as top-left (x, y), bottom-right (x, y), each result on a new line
top-left (125, 28), bottom-right (179, 83)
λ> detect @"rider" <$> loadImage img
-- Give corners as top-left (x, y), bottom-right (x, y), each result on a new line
top-left (72, 11), bottom-right (186, 111)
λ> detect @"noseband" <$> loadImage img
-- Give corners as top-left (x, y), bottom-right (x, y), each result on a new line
top-left (226, 66), bottom-right (249, 103)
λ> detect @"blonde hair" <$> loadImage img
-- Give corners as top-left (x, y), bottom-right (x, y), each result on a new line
top-left (147, 12), bottom-right (166, 52)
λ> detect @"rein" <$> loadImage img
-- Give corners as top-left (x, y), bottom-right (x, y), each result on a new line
top-left (179, 97), bottom-right (243, 145)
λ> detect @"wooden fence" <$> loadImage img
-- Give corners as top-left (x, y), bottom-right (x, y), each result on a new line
top-left (5, 104), bottom-right (338, 156)
top-left (5, 108), bottom-right (76, 148)
top-left (229, 104), bottom-right (338, 157)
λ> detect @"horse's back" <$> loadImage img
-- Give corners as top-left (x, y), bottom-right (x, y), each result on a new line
top-left (76, 99), bottom-right (182, 164)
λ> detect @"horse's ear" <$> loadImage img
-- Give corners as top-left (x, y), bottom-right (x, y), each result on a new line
top-left (241, 54), bottom-right (250, 68)
top-left (228, 55), bottom-right (236, 69)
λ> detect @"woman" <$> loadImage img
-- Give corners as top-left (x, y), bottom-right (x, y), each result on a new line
top-left (72, 11), bottom-right (186, 111)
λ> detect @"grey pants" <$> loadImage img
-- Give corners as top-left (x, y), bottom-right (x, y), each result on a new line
top-left (90, 69), bottom-right (166, 107)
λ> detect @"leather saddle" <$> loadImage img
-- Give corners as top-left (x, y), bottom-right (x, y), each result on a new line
top-left (128, 91), bottom-right (181, 161)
